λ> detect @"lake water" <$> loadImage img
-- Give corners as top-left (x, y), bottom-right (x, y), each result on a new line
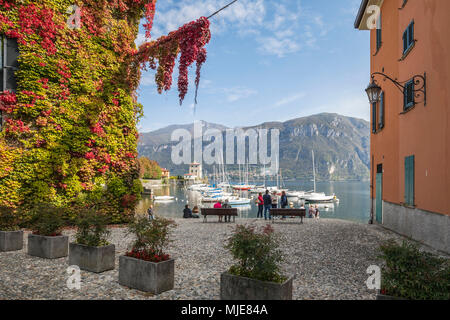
top-left (137, 180), bottom-right (371, 224)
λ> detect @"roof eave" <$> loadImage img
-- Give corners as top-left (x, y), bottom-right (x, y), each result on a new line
top-left (354, 0), bottom-right (369, 29)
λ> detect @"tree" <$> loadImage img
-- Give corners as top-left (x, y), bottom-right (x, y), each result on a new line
top-left (138, 157), bottom-right (162, 180)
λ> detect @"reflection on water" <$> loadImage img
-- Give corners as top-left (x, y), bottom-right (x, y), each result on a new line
top-left (136, 181), bottom-right (371, 223)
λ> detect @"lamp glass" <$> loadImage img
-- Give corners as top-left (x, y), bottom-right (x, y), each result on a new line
top-left (366, 81), bottom-right (382, 104)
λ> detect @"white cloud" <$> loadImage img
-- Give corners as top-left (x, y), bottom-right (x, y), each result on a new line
top-left (275, 92), bottom-right (306, 107)
top-left (145, 1), bottom-right (332, 58)
top-left (258, 37), bottom-right (300, 58)
top-left (224, 87), bottom-right (257, 102)
top-left (151, 0), bottom-right (265, 37)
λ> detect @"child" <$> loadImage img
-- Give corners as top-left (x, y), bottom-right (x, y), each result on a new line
top-left (147, 205), bottom-right (154, 221)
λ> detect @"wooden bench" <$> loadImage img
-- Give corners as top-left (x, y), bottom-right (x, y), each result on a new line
top-left (270, 208), bottom-right (306, 224)
top-left (201, 208), bottom-right (238, 223)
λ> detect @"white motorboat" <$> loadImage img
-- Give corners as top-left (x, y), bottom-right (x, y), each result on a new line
top-left (287, 191), bottom-right (307, 198)
top-left (304, 193), bottom-right (336, 203)
top-left (227, 197), bottom-right (252, 205)
top-left (188, 184), bottom-right (208, 191)
top-left (153, 195), bottom-right (175, 201)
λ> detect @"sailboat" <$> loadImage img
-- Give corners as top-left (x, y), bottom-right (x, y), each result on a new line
top-left (303, 150), bottom-right (337, 203)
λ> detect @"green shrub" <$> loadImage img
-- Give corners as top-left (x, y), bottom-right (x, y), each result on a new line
top-left (126, 216), bottom-right (177, 262)
top-left (379, 240), bottom-right (450, 300)
top-left (29, 204), bottom-right (66, 236)
top-left (225, 224), bottom-right (286, 283)
top-left (0, 206), bottom-right (20, 231)
top-left (74, 208), bottom-right (110, 247)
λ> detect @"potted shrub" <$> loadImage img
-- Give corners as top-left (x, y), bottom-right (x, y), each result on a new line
top-left (119, 216), bottom-right (177, 294)
top-left (69, 208), bottom-right (115, 273)
top-left (377, 240), bottom-right (450, 300)
top-left (221, 224), bottom-right (293, 300)
top-left (0, 206), bottom-right (23, 252)
top-left (28, 204), bottom-right (68, 259)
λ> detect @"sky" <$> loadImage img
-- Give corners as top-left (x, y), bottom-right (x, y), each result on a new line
top-left (135, 0), bottom-right (370, 132)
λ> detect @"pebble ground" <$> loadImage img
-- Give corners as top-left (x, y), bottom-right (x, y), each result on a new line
top-left (0, 217), bottom-right (418, 300)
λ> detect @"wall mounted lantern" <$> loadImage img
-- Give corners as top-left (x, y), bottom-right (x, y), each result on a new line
top-left (365, 72), bottom-right (427, 106)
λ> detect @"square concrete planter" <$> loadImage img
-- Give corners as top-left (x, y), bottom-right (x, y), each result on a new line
top-left (28, 234), bottom-right (68, 259)
top-left (69, 243), bottom-right (115, 273)
top-left (0, 230), bottom-right (23, 252)
top-left (119, 255), bottom-right (174, 294)
top-left (220, 272), bottom-right (293, 300)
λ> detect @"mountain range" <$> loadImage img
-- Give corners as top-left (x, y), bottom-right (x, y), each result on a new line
top-left (138, 113), bottom-right (370, 181)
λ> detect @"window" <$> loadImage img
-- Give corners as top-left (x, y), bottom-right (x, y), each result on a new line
top-left (372, 102), bottom-right (377, 133)
top-left (0, 35), bottom-right (19, 131)
top-left (404, 79), bottom-right (415, 110)
top-left (402, 21), bottom-right (414, 54)
top-left (376, 13), bottom-right (382, 51)
top-left (1, 35), bottom-right (19, 92)
top-left (376, 164), bottom-right (383, 174)
top-left (404, 155), bottom-right (415, 206)
top-left (379, 91), bottom-right (385, 129)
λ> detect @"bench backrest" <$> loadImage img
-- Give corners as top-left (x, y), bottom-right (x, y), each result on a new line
top-left (201, 208), bottom-right (238, 216)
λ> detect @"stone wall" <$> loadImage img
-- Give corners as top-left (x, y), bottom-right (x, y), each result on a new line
top-left (381, 201), bottom-right (450, 254)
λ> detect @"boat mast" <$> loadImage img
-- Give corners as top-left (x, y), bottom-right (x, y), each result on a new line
top-left (312, 150), bottom-right (316, 193)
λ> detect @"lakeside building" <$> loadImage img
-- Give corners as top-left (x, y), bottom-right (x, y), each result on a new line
top-left (188, 162), bottom-right (203, 179)
top-left (355, 0), bottom-right (450, 253)
top-left (161, 168), bottom-right (170, 179)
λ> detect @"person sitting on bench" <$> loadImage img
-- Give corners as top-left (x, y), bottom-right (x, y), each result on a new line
top-left (222, 199), bottom-right (232, 222)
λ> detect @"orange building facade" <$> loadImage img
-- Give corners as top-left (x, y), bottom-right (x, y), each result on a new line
top-left (355, 0), bottom-right (449, 253)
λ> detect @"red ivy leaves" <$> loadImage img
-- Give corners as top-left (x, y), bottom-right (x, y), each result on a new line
top-left (0, 91), bottom-right (17, 113)
top-left (143, 0), bottom-right (157, 39)
top-left (138, 16), bottom-right (211, 105)
top-left (15, 4), bottom-right (61, 54)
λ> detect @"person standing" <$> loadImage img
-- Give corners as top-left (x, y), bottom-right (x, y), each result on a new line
top-left (263, 190), bottom-right (272, 220)
top-left (271, 191), bottom-right (278, 209)
top-left (280, 191), bottom-right (288, 220)
top-left (147, 205), bottom-right (154, 221)
top-left (315, 205), bottom-right (320, 219)
top-left (257, 193), bottom-right (264, 218)
top-left (308, 205), bottom-right (315, 218)
top-left (280, 191), bottom-right (288, 208)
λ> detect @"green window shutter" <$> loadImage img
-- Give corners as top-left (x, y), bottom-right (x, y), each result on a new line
top-left (403, 29), bottom-right (408, 53)
top-left (405, 157), bottom-right (410, 204)
top-left (404, 156), bottom-right (415, 206)
top-left (379, 92), bottom-right (384, 129)
top-left (372, 102), bottom-right (377, 133)
top-left (408, 21), bottom-right (414, 45)
top-left (376, 13), bottom-right (382, 50)
top-left (409, 155), bottom-right (415, 206)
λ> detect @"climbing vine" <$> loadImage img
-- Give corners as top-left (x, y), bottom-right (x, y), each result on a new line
top-left (138, 16), bottom-right (211, 104)
top-left (0, 0), bottom-right (211, 223)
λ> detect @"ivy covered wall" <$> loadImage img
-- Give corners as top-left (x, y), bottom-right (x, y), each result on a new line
top-left (0, 0), bottom-right (158, 222)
